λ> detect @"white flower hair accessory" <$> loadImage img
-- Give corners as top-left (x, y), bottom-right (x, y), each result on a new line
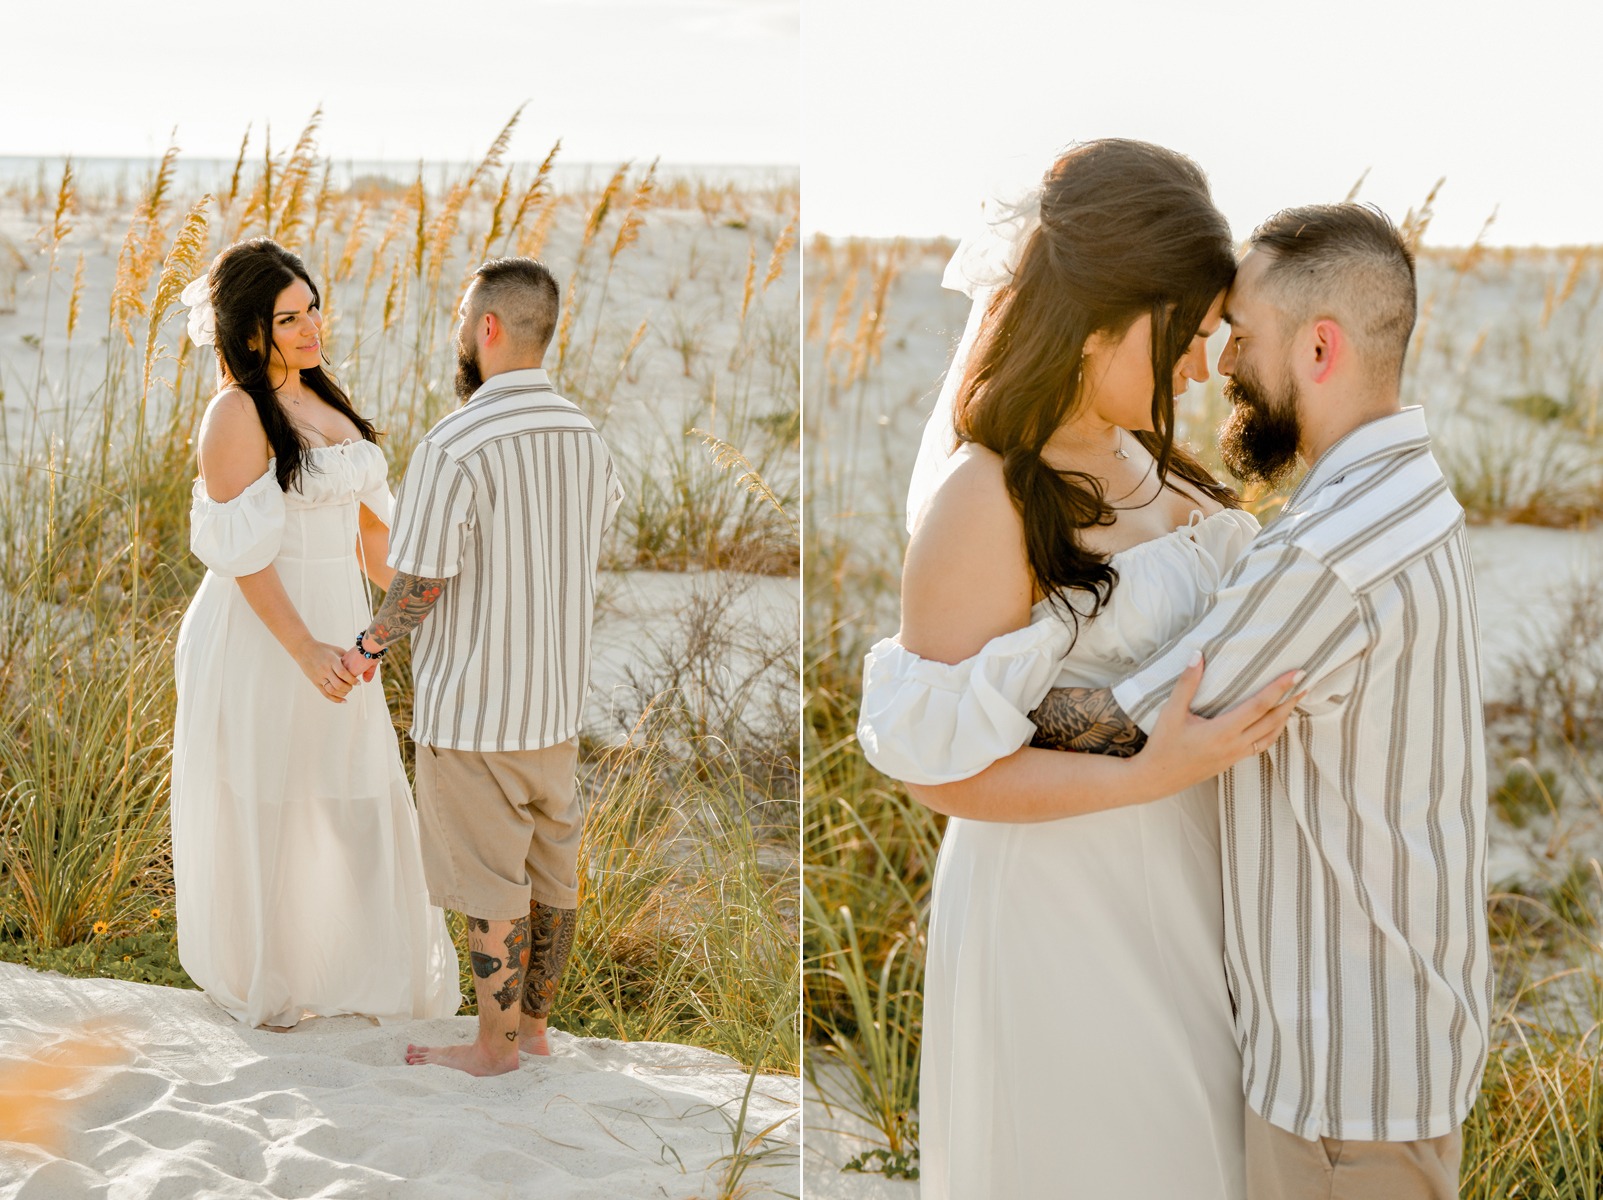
top-left (905, 183), bottom-right (1044, 533)
top-left (181, 274), bottom-right (216, 348)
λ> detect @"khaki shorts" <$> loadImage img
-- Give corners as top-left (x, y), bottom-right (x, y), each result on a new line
top-left (413, 739), bottom-right (582, 919)
top-left (1245, 1103), bottom-right (1462, 1200)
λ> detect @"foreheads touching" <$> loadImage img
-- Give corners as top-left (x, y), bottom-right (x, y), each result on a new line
top-left (1233, 203), bottom-right (1417, 389)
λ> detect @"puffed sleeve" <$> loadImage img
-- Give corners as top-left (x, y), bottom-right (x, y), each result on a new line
top-left (189, 470), bottom-right (286, 577)
top-left (857, 618), bottom-right (1074, 786)
top-left (1189, 508), bottom-right (1260, 589)
top-left (356, 474), bottom-right (396, 527)
top-left (602, 455), bottom-right (624, 534)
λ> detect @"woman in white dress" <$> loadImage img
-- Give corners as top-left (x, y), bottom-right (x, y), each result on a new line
top-left (857, 142), bottom-right (1304, 1197)
top-left (171, 238), bottom-right (459, 1029)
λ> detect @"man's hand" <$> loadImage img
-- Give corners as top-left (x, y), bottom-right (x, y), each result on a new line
top-left (341, 646), bottom-right (378, 683)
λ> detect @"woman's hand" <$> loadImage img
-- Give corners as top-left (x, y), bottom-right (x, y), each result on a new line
top-left (295, 640), bottom-right (361, 703)
top-left (1128, 654), bottom-right (1306, 800)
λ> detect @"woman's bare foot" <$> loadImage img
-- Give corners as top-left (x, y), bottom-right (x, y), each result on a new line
top-left (404, 1040), bottom-right (519, 1076)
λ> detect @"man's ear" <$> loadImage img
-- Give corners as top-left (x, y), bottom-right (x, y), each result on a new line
top-left (1309, 318), bottom-right (1344, 385)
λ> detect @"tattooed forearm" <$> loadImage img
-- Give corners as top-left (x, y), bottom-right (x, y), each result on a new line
top-left (522, 902), bottom-right (578, 1020)
top-left (1029, 687), bottom-right (1148, 758)
top-left (365, 571), bottom-right (448, 649)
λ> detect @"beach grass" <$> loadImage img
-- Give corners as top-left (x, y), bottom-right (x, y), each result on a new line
top-left (0, 113), bottom-right (799, 1076)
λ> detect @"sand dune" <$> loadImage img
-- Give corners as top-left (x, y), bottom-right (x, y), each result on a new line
top-left (0, 964), bottom-right (799, 1198)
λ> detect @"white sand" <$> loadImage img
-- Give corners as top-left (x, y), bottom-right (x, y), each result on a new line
top-left (0, 964), bottom-right (799, 1199)
top-left (801, 1074), bottom-right (917, 1200)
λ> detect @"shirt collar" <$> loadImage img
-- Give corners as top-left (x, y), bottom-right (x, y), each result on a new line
top-left (468, 367), bottom-right (554, 402)
top-left (1285, 405), bottom-right (1431, 513)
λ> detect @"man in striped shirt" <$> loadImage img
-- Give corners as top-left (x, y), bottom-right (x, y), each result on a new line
top-left (343, 257), bottom-right (622, 1077)
top-left (1031, 205), bottom-right (1489, 1199)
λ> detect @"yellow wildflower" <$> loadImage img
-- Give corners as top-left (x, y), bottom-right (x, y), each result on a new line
top-left (92, 921), bottom-right (109, 936)
top-left (149, 908), bottom-right (162, 921)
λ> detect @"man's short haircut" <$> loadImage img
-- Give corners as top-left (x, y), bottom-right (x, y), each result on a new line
top-left (1247, 203), bottom-right (1417, 386)
top-left (468, 257), bottom-right (561, 354)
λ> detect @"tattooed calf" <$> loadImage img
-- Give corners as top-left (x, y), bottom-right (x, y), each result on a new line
top-left (492, 917), bottom-right (532, 1011)
top-left (522, 902), bottom-right (578, 1019)
top-left (470, 950), bottom-right (503, 979)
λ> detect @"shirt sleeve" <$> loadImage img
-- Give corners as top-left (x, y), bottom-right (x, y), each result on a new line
top-left (388, 439), bottom-right (475, 579)
top-left (602, 456), bottom-right (624, 534)
top-left (1110, 538), bottom-right (1370, 734)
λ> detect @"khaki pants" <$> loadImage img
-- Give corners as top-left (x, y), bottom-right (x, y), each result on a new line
top-left (413, 739), bottom-right (582, 919)
top-left (1244, 1104), bottom-right (1462, 1200)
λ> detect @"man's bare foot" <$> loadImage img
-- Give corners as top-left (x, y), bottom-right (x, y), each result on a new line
top-left (517, 1028), bottom-right (552, 1056)
top-left (404, 1041), bottom-right (519, 1076)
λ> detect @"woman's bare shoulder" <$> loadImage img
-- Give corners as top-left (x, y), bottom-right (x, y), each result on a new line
top-left (199, 386), bottom-right (263, 434)
top-left (197, 387), bottom-right (271, 500)
top-left (899, 443), bottom-right (1033, 663)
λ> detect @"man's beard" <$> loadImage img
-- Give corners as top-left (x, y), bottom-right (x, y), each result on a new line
top-left (1217, 363), bottom-right (1303, 488)
top-left (454, 339), bottom-right (484, 403)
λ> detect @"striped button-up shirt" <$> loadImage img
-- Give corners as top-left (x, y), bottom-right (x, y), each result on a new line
top-left (389, 368), bottom-right (623, 752)
top-left (1112, 406), bottom-right (1490, 1142)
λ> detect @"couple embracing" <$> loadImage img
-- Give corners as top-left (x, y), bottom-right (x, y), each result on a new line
top-left (859, 140), bottom-right (1489, 1199)
top-left (170, 240), bottom-right (621, 1076)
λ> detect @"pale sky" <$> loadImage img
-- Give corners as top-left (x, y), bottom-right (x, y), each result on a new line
top-left (804, 0), bottom-right (1603, 246)
top-left (0, 0), bottom-right (798, 166)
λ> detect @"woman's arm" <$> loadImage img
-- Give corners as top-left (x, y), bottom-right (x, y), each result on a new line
top-left (904, 656), bottom-right (1302, 820)
top-left (197, 392), bottom-right (359, 701)
top-left (356, 502), bottom-right (396, 591)
top-left (892, 447), bottom-right (1299, 822)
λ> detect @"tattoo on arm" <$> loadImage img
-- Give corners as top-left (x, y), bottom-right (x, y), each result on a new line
top-left (1029, 687), bottom-right (1148, 758)
top-left (366, 571), bottom-right (448, 649)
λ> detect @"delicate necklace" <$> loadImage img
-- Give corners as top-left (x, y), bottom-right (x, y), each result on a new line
top-left (1056, 426), bottom-right (1130, 460)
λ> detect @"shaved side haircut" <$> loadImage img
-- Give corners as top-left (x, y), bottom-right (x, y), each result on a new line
top-left (1248, 203), bottom-right (1417, 386)
top-left (469, 257), bottom-right (561, 355)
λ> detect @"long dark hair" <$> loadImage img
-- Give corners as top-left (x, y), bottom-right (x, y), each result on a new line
top-left (206, 238), bottom-right (377, 492)
top-left (953, 139), bottom-right (1239, 633)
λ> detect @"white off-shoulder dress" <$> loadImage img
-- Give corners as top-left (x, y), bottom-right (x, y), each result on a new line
top-left (859, 508), bottom-right (1260, 1200)
top-left (172, 440), bottom-right (460, 1028)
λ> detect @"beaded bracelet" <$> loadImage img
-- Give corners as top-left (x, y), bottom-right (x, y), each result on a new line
top-left (354, 628), bottom-right (389, 660)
